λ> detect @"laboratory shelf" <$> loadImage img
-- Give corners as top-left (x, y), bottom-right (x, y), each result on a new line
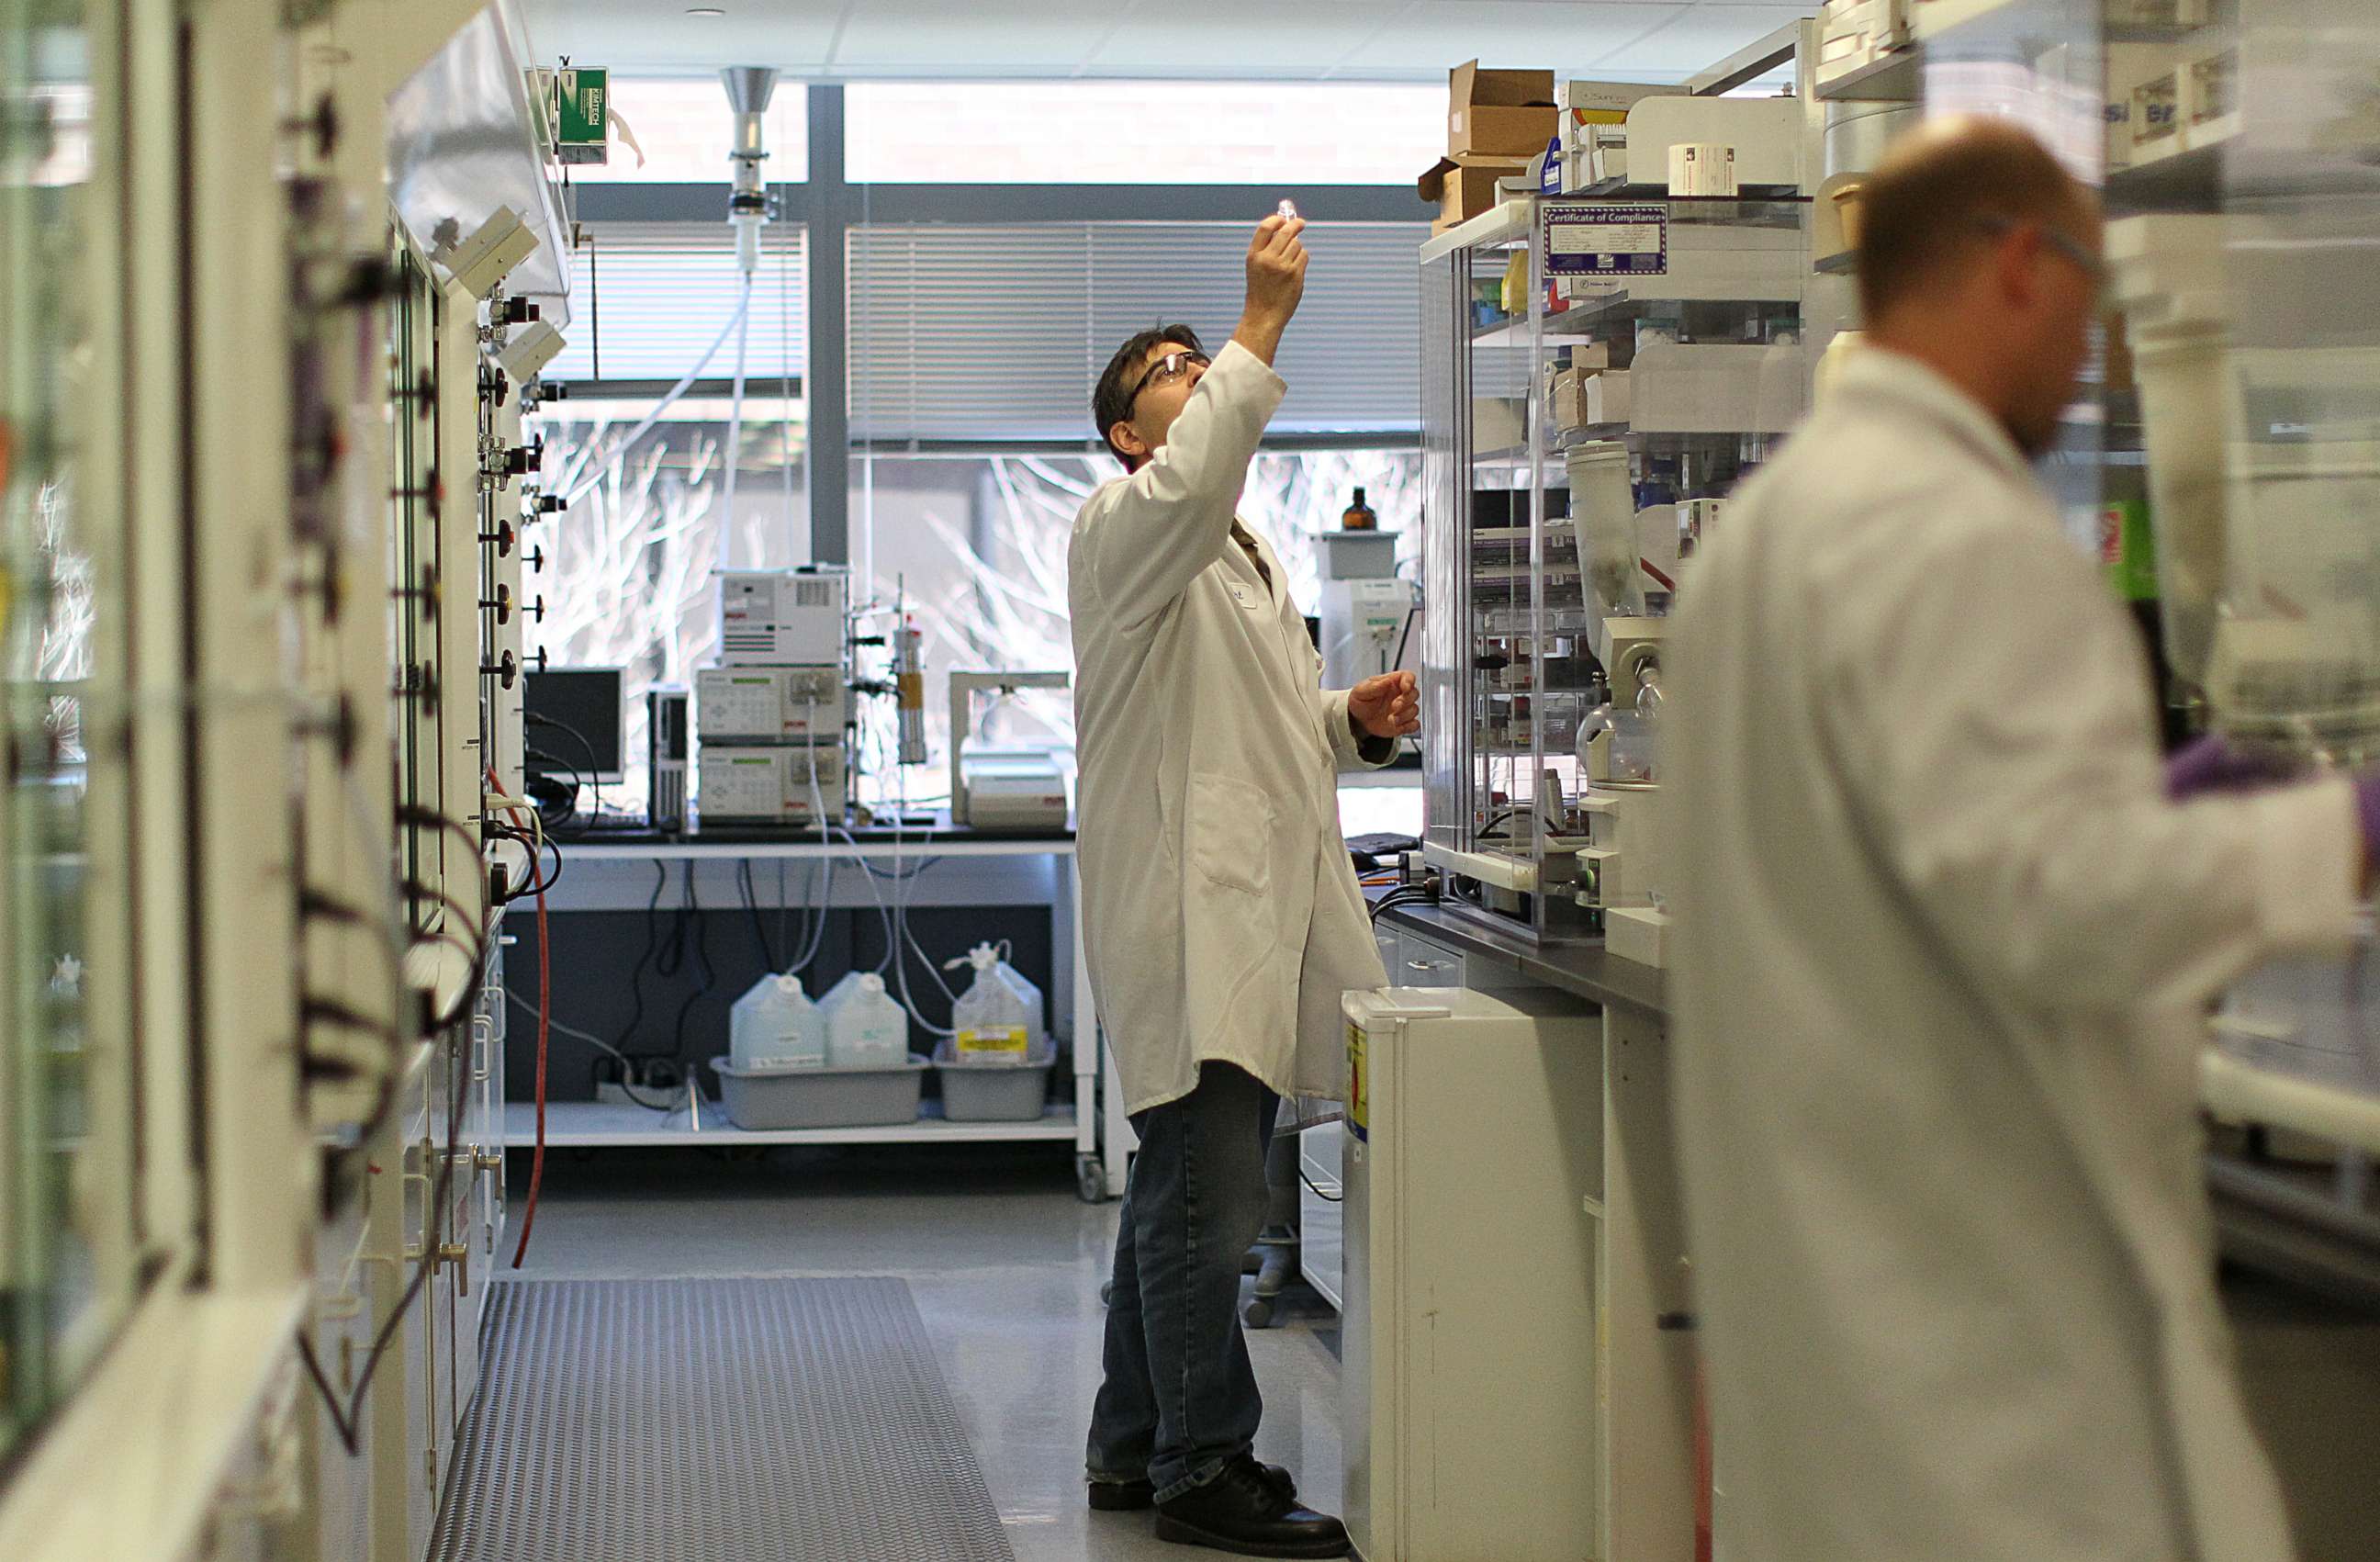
top-left (1814, 48), bottom-right (1920, 103)
top-left (504, 1097), bottom-right (1080, 1149)
top-left (556, 830), bottom-right (1075, 862)
top-left (2105, 139), bottom-right (2236, 216)
top-left (2200, 1050), bottom-right (2380, 1159)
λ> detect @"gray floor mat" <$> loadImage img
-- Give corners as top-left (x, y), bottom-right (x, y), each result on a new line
top-left (431, 1276), bottom-right (1016, 1562)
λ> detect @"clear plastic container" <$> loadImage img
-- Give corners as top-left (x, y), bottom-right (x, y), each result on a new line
top-left (944, 942), bottom-right (1047, 1062)
top-left (825, 972), bottom-right (911, 1069)
top-left (729, 973), bottom-right (825, 1073)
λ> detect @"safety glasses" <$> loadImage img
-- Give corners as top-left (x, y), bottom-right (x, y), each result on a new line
top-left (1126, 349), bottom-right (1211, 411)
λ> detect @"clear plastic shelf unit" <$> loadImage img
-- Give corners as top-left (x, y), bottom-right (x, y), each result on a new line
top-left (1420, 195), bottom-right (1812, 946)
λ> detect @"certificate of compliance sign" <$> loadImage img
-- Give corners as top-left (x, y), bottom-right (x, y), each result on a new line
top-left (1544, 204), bottom-right (1667, 276)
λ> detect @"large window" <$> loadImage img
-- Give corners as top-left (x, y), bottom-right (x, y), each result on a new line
top-left (847, 82), bottom-right (1442, 185)
top-left (546, 222), bottom-right (807, 385)
top-left (848, 220), bottom-right (1423, 443)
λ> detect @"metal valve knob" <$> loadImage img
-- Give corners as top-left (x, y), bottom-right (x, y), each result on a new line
top-left (481, 518), bottom-right (515, 555)
top-left (480, 585), bottom-right (513, 624)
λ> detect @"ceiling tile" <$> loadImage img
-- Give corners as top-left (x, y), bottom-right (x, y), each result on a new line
top-left (1594, 2), bottom-right (1808, 73)
top-left (835, 0), bottom-right (1117, 70)
top-left (1333, 2), bottom-right (1686, 75)
top-left (1083, 2), bottom-right (1417, 75)
top-left (515, 0), bottom-right (1798, 82)
top-left (520, 0), bottom-right (848, 74)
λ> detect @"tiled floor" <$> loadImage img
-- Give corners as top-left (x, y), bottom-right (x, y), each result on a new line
top-left (506, 1143), bottom-right (1342, 1562)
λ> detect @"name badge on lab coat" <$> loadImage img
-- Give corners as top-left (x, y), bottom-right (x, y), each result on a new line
top-left (1227, 581), bottom-right (1262, 611)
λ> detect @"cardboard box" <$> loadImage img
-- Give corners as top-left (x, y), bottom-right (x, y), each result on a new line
top-left (1420, 153), bottom-right (1530, 230)
top-left (2104, 41), bottom-right (2174, 172)
top-left (1582, 370), bottom-right (1631, 426)
top-left (1473, 397), bottom-right (1527, 453)
top-left (1448, 60), bottom-right (1559, 156)
top-left (1550, 368), bottom-right (1585, 431)
top-left (1569, 341), bottom-right (1612, 373)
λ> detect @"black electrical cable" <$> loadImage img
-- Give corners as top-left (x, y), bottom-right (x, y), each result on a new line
top-left (528, 712), bottom-right (606, 826)
top-left (610, 859), bottom-right (668, 1070)
top-left (737, 858), bottom-right (778, 970)
top-left (666, 862), bottom-right (713, 1074)
top-left (400, 879), bottom-right (486, 945)
top-left (485, 822), bottom-right (563, 898)
top-left (296, 993), bottom-right (468, 1456)
top-left (393, 804), bottom-right (484, 866)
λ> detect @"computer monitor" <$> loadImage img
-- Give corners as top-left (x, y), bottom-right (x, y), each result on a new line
top-left (523, 667), bottom-right (625, 785)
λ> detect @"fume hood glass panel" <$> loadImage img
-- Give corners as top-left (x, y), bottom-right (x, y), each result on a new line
top-left (1422, 197), bottom-right (1808, 946)
top-left (1, 0), bottom-right (140, 1458)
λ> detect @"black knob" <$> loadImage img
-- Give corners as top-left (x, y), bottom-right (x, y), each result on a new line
top-left (481, 518), bottom-right (515, 555)
top-left (337, 257), bottom-right (402, 308)
top-left (482, 650), bottom-right (518, 691)
top-left (532, 647), bottom-right (548, 675)
top-left (480, 585), bottom-right (513, 624)
top-left (502, 298), bottom-right (540, 325)
top-left (501, 442), bottom-right (543, 478)
top-left (526, 596), bottom-right (546, 624)
top-left (533, 493), bottom-right (565, 516)
top-left (526, 545), bottom-right (545, 572)
top-left (286, 95), bottom-right (339, 159)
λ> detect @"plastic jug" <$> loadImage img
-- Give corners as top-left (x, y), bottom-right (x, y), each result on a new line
top-left (827, 973), bottom-right (910, 1068)
top-left (815, 970), bottom-right (864, 1019)
top-left (729, 973), bottom-right (825, 1073)
top-left (945, 942), bottom-right (1046, 1062)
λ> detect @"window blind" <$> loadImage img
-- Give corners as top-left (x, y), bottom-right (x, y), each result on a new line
top-left (848, 220), bottom-right (1427, 443)
top-left (547, 222), bottom-right (809, 384)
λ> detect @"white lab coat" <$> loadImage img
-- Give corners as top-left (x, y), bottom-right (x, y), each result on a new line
top-left (1665, 349), bottom-right (2362, 1561)
top-left (1069, 341), bottom-right (1393, 1115)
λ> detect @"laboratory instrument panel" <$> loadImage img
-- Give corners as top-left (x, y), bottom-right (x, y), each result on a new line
top-left (1419, 191), bottom-right (1811, 950)
top-left (0, 2), bottom-right (578, 1559)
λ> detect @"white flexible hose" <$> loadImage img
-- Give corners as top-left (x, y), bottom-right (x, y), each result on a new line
top-left (563, 271), bottom-right (755, 506)
top-left (721, 282), bottom-right (753, 563)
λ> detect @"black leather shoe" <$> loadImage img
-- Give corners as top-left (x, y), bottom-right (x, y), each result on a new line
top-left (1088, 1463), bottom-right (1296, 1513)
top-left (1153, 1456), bottom-right (1350, 1558)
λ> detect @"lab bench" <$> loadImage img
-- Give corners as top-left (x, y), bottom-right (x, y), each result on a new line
top-left (500, 822), bottom-right (1132, 1203)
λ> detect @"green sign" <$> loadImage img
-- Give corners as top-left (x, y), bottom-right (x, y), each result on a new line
top-left (555, 68), bottom-right (609, 164)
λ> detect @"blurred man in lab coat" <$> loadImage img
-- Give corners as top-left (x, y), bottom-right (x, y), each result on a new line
top-left (1069, 214), bottom-right (1418, 1558)
top-left (1667, 119), bottom-right (2378, 1560)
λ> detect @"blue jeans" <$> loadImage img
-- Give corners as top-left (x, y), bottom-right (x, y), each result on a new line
top-left (1086, 1061), bottom-right (1281, 1502)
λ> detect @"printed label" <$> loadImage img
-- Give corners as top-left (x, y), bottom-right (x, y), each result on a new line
top-left (1544, 204), bottom-right (1667, 277)
top-left (956, 1024), bottom-right (1030, 1059)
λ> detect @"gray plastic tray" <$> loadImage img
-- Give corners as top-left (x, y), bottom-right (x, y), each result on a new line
top-left (934, 1048), bottom-right (1057, 1123)
top-left (709, 1055), bottom-right (927, 1130)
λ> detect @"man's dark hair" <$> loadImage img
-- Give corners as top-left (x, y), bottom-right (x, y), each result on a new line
top-left (1856, 121), bottom-right (2089, 323)
top-left (1093, 322), bottom-right (1206, 471)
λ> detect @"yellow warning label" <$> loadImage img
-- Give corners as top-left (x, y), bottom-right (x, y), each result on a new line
top-left (1346, 1019), bottom-right (1369, 1142)
top-left (956, 1024), bottom-right (1030, 1059)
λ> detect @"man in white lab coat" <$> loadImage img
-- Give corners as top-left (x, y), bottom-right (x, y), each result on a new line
top-left (1070, 215), bottom-right (1419, 1558)
top-left (1667, 119), bottom-right (2378, 1560)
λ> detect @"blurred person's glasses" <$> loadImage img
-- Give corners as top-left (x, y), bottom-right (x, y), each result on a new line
top-left (1127, 350), bottom-right (1211, 410)
top-left (1971, 215), bottom-right (2107, 295)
